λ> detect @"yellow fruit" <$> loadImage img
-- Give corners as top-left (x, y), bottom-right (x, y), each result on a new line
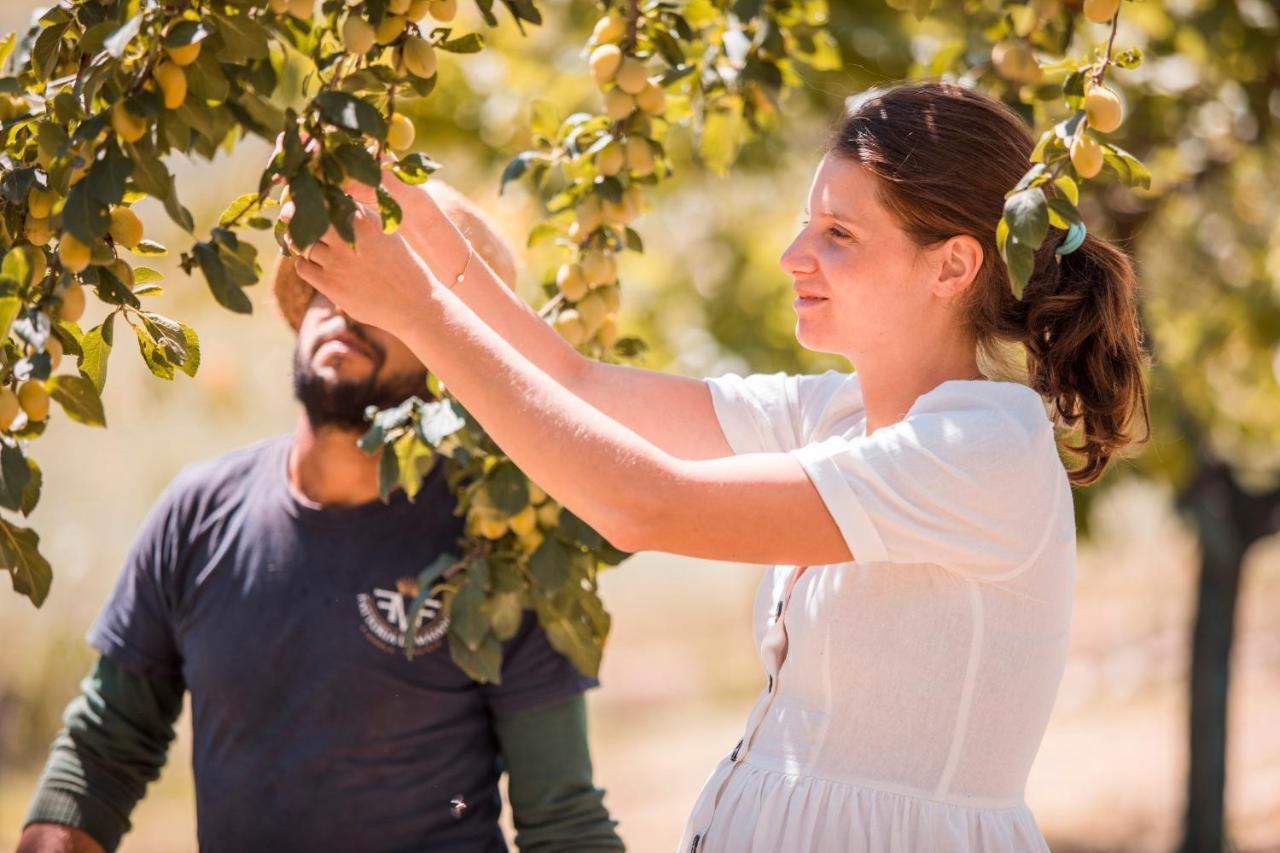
top-left (556, 263), bottom-right (589, 301)
top-left (518, 528), bottom-right (545, 553)
top-left (287, 0), bottom-right (314, 18)
top-left (45, 337), bottom-right (63, 372)
top-left (598, 313), bottom-right (618, 348)
top-left (602, 197), bottom-right (633, 225)
top-left (616, 57), bottom-right (648, 95)
top-left (407, 0), bottom-right (433, 19)
top-left (18, 381), bottom-right (49, 422)
top-left (581, 249), bottom-right (617, 286)
top-left (597, 142), bottom-right (625, 177)
top-left (400, 36), bottom-right (437, 78)
top-left (597, 285), bottom-right (621, 314)
top-left (604, 88), bottom-right (635, 121)
top-left (467, 511), bottom-right (508, 540)
top-left (622, 184), bottom-right (644, 220)
top-left (429, 0), bottom-right (458, 22)
top-left (592, 13), bottom-right (626, 44)
top-left (576, 195), bottom-right (603, 234)
top-left (636, 82), bottom-right (665, 115)
top-left (1070, 133), bottom-right (1104, 178)
top-left (0, 389), bottom-right (19, 432)
top-left (624, 136), bottom-right (654, 176)
top-left (58, 235), bottom-right (92, 274)
top-left (27, 187), bottom-right (57, 219)
top-left (25, 247), bottom-right (48, 287)
top-left (554, 310), bottom-right (587, 347)
top-left (58, 281), bottom-right (87, 322)
top-left (577, 291), bottom-right (607, 334)
top-left (389, 0), bottom-right (412, 13)
top-left (375, 14), bottom-right (406, 45)
top-left (991, 40), bottom-right (1042, 85)
top-left (164, 41), bottom-right (201, 66)
top-left (108, 207), bottom-right (144, 249)
top-left (528, 482), bottom-right (547, 504)
top-left (110, 102), bottom-right (147, 143)
top-left (24, 216), bottom-right (52, 246)
top-left (268, 0), bottom-right (292, 13)
top-left (1083, 0), bottom-right (1120, 23)
top-left (342, 15), bottom-right (376, 54)
top-left (536, 501), bottom-right (561, 527)
top-left (387, 113), bottom-right (416, 150)
top-left (154, 62), bottom-right (187, 110)
top-left (509, 505), bottom-right (537, 537)
top-left (1084, 85), bottom-right (1123, 133)
top-left (590, 45), bottom-right (623, 87)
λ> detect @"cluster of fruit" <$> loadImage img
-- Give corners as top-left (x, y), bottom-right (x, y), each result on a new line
top-left (108, 32), bottom-right (202, 144)
top-left (465, 480), bottom-right (561, 554)
top-left (546, 12), bottom-right (670, 350)
top-left (338, 0), bottom-right (457, 151)
top-left (990, 0), bottom-right (1126, 180)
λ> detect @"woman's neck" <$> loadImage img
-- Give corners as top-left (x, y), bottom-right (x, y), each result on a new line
top-left (855, 346), bottom-right (982, 436)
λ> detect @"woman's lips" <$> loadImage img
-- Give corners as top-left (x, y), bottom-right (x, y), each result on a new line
top-left (794, 295), bottom-right (827, 308)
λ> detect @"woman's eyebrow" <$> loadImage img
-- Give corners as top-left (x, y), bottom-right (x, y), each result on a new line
top-left (803, 206), bottom-right (859, 227)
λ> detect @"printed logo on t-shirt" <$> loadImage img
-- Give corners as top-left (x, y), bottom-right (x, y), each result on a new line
top-left (357, 577), bottom-right (450, 656)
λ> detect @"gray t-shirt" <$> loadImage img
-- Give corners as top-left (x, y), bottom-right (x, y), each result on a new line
top-left (88, 434), bottom-right (594, 852)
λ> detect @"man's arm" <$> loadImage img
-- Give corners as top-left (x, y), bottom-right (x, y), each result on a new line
top-left (495, 694), bottom-right (624, 852)
top-left (18, 655), bottom-right (184, 853)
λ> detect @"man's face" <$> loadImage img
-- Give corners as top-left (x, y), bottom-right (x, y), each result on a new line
top-left (293, 289), bottom-right (429, 430)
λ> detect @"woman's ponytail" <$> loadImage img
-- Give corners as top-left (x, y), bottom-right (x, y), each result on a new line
top-left (1018, 232), bottom-right (1150, 485)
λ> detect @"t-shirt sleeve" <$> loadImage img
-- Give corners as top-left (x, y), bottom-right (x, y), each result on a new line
top-left (482, 611), bottom-right (598, 719)
top-left (705, 370), bottom-right (847, 454)
top-left (86, 476), bottom-right (193, 681)
top-left (788, 390), bottom-right (1065, 577)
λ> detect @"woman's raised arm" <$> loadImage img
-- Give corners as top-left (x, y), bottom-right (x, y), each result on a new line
top-left (373, 174), bottom-right (735, 461)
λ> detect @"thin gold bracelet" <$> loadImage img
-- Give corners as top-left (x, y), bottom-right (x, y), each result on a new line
top-left (450, 239), bottom-right (474, 289)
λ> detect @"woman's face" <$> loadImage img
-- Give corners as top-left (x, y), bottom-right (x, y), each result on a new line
top-left (779, 153), bottom-right (938, 360)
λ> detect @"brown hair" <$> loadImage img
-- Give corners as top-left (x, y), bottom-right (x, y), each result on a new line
top-left (825, 81), bottom-right (1149, 485)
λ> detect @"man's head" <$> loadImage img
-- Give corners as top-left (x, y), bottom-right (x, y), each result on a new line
top-left (278, 179), bottom-right (519, 430)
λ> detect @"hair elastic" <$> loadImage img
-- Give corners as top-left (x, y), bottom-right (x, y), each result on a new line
top-left (1055, 221), bottom-right (1087, 257)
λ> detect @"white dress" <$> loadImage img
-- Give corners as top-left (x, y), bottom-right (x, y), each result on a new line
top-left (678, 372), bottom-right (1075, 853)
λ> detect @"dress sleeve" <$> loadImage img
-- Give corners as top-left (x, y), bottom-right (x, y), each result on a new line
top-left (705, 370), bottom-right (848, 454)
top-left (788, 390), bottom-right (1066, 577)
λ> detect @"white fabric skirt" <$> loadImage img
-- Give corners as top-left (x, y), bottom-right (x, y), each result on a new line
top-left (679, 759), bottom-right (1051, 853)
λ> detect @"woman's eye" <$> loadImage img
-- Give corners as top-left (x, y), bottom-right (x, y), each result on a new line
top-left (827, 227), bottom-right (851, 241)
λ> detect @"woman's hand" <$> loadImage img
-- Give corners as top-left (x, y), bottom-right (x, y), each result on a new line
top-left (289, 203), bottom-right (438, 334)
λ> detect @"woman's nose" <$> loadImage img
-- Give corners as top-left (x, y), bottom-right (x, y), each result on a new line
top-left (779, 232), bottom-right (815, 278)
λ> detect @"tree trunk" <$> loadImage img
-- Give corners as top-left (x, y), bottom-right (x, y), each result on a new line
top-left (1178, 457), bottom-right (1280, 852)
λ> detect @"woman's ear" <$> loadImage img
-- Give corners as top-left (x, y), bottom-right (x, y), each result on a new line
top-left (931, 234), bottom-right (984, 300)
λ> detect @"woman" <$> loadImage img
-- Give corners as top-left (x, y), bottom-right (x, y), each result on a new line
top-left (289, 81), bottom-right (1148, 851)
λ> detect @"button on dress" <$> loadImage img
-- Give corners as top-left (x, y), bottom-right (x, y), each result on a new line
top-left (679, 372), bottom-right (1075, 852)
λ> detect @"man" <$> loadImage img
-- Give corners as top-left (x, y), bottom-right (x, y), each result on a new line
top-left (18, 182), bottom-right (624, 853)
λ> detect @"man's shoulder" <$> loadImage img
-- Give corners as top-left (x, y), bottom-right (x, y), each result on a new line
top-left (160, 434), bottom-right (289, 516)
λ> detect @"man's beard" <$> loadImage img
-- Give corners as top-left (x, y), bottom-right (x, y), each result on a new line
top-left (292, 346), bottom-right (429, 431)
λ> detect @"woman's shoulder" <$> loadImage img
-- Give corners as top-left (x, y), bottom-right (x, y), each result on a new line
top-left (908, 379), bottom-right (1052, 440)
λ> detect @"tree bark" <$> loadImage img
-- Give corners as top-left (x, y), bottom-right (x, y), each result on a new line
top-left (1178, 456), bottom-right (1280, 852)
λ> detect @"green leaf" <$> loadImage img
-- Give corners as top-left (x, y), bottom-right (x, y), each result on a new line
top-left (286, 172), bottom-right (331, 250)
top-left (103, 14), bottom-right (142, 59)
top-left (487, 461), bottom-right (529, 514)
top-left (376, 185), bottom-right (402, 234)
top-left (528, 537), bottom-right (570, 594)
top-left (500, 152), bottom-right (536, 195)
top-left (437, 32), bottom-right (484, 53)
top-left (451, 575), bottom-right (490, 650)
top-left (62, 181), bottom-right (111, 245)
top-left (48, 374), bottom-right (106, 427)
top-left (485, 591), bottom-right (524, 641)
top-left (404, 552), bottom-right (457, 660)
top-left (164, 20), bottom-right (211, 48)
top-left (1101, 143), bottom-right (1152, 190)
top-left (334, 143), bottom-right (381, 187)
top-left (0, 444), bottom-right (31, 512)
top-left (391, 152), bottom-right (441, 185)
top-left (212, 12), bottom-right (270, 62)
top-left (134, 324), bottom-right (174, 380)
top-left (1003, 238), bottom-right (1035, 299)
top-left (80, 320), bottom-right (112, 393)
top-left (559, 510), bottom-right (602, 550)
top-left (313, 91), bottom-right (387, 138)
top-left (1, 518), bottom-right (52, 608)
top-left (178, 324), bottom-right (200, 378)
top-left (20, 457), bottom-right (42, 516)
top-left (193, 241), bottom-right (252, 314)
top-left (1003, 188), bottom-right (1049, 248)
top-left (218, 192), bottom-right (275, 226)
top-left (448, 630), bottom-right (503, 683)
top-left (131, 240), bottom-right (168, 256)
top-left (378, 444), bottom-right (400, 503)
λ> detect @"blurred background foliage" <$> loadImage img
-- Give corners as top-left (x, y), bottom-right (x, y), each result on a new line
top-left (1, 0), bottom-right (1278, 851)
